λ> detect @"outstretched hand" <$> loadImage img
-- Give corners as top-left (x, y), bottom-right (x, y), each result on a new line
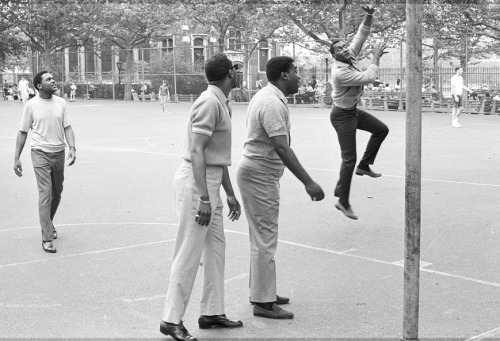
top-left (372, 45), bottom-right (389, 58)
top-left (361, 5), bottom-right (375, 15)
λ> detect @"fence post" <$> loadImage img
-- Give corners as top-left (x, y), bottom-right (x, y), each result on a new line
top-left (190, 94), bottom-right (193, 102)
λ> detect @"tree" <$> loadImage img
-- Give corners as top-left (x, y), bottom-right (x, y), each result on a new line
top-left (88, 2), bottom-right (182, 100)
top-left (283, 0), bottom-right (406, 58)
top-left (0, 0), bottom-right (100, 73)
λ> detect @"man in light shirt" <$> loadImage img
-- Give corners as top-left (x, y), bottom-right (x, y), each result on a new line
top-left (160, 53), bottom-right (243, 341)
top-left (450, 67), bottom-right (472, 128)
top-left (329, 5), bottom-right (389, 220)
top-left (14, 71), bottom-right (77, 253)
top-left (236, 56), bottom-right (324, 320)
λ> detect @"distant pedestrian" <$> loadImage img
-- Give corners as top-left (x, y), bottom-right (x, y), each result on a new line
top-left (329, 4), bottom-right (389, 220)
top-left (159, 53), bottom-right (243, 341)
top-left (158, 80), bottom-right (170, 112)
top-left (13, 71), bottom-right (76, 253)
top-left (236, 56), bottom-right (324, 320)
top-left (450, 67), bottom-right (472, 128)
top-left (18, 77), bottom-right (30, 103)
top-left (69, 82), bottom-right (77, 102)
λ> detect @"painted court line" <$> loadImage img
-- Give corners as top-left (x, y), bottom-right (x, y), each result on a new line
top-left (119, 273), bottom-right (249, 303)
top-left (0, 221), bottom-right (177, 233)
top-left (2, 222), bottom-right (499, 289)
top-left (465, 326), bottom-right (500, 341)
top-left (225, 229), bottom-right (500, 289)
top-left (305, 166), bottom-right (500, 188)
top-left (0, 302), bottom-right (61, 308)
top-left (0, 239), bottom-right (175, 270)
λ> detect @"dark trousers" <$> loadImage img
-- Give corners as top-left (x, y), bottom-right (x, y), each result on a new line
top-left (31, 149), bottom-right (65, 242)
top-left (330, 106), bottom-right (389, 205)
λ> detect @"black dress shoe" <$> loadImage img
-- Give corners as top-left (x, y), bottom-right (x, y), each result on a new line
top-left (355, 166), bottom-right (381, 178)
top-left (160, 320), bottom-right (197, 341)
top-left (198, 314), bottom-right (243, 329)
top-left (179, 322), bottom-right (197, 340)
top-left (253, 303), bottom-right (294, 319)
top-left (250, 294), bottom-right (290, 305)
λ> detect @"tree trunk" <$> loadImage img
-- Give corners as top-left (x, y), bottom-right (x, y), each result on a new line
top-left (124, 49), bottom-right (134, 101)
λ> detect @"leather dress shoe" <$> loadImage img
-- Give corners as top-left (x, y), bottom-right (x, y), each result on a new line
top-left (42, 241), bottom-right (57, 253)
top-left (198, 314), bottom-right (243, 329)
top-left (355, 166), bottom-right (381, 178)
top-left (335, 201), bottom-right (358, 220)
top-left (160, 320), bottom-right (197, 341)
top-left (250, 294), bottom-right (290, 305)
top-left (253, 303), bottom-right (294, 319)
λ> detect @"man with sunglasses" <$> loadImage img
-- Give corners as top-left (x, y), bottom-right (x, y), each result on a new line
top-left (160, 54), bottom-right (243, 341)
top-left (329, 5), bottom-right (389, 220)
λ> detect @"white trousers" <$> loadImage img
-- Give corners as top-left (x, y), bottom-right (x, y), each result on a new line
top-left (236, 157), bottom-right (284, 303)
top-left (162, 161), bottom-right (226, 323)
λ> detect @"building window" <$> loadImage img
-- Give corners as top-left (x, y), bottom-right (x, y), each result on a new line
top-left (69, 46), bottom-right (78, 74)
top-left (162, 38), bottom-right (174, 56)
top-left (258, 40), bottom-right (268, 73)
top-left (84, 43), bottom-right (95, 73)
top-left (101, 42), bottom-right (112, 72)
top-left (228, 29), bottom-right (242, 51)
top-left (193, 37), bottom-right (205, 66)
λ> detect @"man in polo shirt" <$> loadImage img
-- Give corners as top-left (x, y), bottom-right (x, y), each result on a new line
top-left (236, 56), bottom-right (325, 320)
top-left (14, 71), bottom-right (76, 254)
top-left (329, 4), bottom-right (389, 220)
top-left (160, 53), bottom-right (243, 341)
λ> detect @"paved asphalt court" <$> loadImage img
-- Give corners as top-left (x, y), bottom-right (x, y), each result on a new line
top-left (0, 99), bottom-right (499, 340)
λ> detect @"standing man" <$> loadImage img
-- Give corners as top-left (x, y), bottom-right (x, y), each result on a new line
top-left (69, 82), bottom-right (77, 102)
top-left (14, 71), bottom-right (76, 253)
top-left (329, 5), bottom-right (389, 220)
top-left (236, 56), bottom-right (325, 320)
top-left (159, 80), bottom-right (170, 113)
top-left (18, 77), bottom-right (30, 103)
top-left (450, 67), bottom-right (472, 128)
top-left (160, 54), bottom-right (243, 341)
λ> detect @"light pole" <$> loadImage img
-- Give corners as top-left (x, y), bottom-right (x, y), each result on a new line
top-left (116, 61), bottom-right (123, 85)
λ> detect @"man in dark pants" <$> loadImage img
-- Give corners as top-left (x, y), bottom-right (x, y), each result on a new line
top-left (14, 71), bottom-right (76, 253)
top-left (329, 5), bottom-right (389, 220)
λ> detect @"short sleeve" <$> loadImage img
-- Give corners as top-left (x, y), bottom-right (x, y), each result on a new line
top-left (191, 99), bottom-right (218, 137)
top-left (61, 100), bottom-right (72, 128)
top-left (19, 102), bottom-right (33, 132)
top-left (261, 100), bottom-right (288, 138)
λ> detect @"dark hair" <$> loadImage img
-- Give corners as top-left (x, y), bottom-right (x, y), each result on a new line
top-left (329, 38), bottom-right (342, 55)
top-left (33, 71), bottom-right (48, 90)
top-left (204, 53), bottom-right (233, 82)
top-left (266, 56), bottom-right (295, 82)
top-left (455, 67), bottom-right (461, 72)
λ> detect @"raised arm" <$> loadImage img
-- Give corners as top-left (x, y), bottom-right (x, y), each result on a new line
top-left (350, 5), bottom-right (375, 56)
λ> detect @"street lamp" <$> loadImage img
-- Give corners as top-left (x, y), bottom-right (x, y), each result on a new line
top-left (116, 61), bottom-right (123, 85)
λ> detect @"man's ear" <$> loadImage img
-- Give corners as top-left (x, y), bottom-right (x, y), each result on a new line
top-left (281, 72), bottom-right (288, 80)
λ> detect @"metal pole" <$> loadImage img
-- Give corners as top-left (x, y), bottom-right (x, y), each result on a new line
top-left (403, 1), bottom-right (422, 340)
top-left (399, 36), bottom-right (404, 110)
top-left (173, 46), bottom-right (177, 99)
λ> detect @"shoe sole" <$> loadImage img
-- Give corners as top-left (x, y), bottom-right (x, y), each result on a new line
top-left (335, 204), bottom-right (358, 220)
top-left (199, 323), bottom-right (243, 329)
top-left (355, 170), bottom-right (381, 178)
top-left (253, 312), bottom-right (294, 319)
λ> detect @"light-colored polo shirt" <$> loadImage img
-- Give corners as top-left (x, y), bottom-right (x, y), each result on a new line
top-left (241, 83), bottom-right (290, 170)
top-left (181, 85), bottom-right (232, 166)
top-left (19, 95), bottom-right (72, 153)
top-left (331, 23), bottom-right (378, 109)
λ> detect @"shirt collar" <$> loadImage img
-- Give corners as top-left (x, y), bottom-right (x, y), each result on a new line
top-left (266, 83), bottom-right (288, 104)
top-left (207, 84), bottom-right (228, 104)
